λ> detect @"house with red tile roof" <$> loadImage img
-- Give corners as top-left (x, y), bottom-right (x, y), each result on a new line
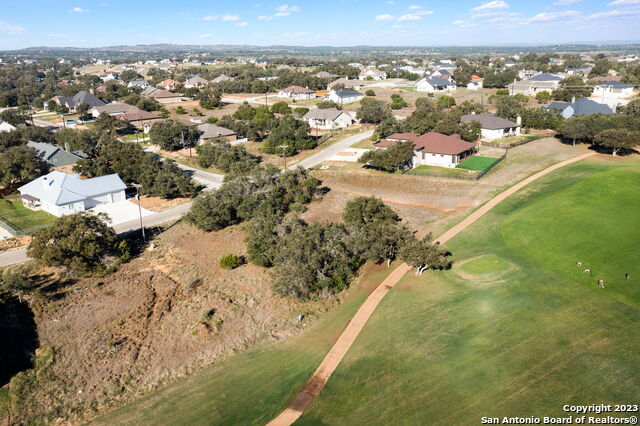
top-left (374, 132), bottom-right (477, 168)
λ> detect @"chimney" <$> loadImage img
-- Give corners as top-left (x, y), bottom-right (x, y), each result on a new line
top-left (516, 116), bottom-right (522, 126)
top-left (65, 142), bottom-right (71, 152)
top-left (571, 96), bottom-right (576, 103)
top-left (42, 176), bottom-right (50, 189)
top-left (471, 111), bottom-right (476, 115)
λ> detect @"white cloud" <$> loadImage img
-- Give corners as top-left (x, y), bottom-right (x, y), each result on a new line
top-left (198, 33), bottom-right (213, 39)
top-left (608, 0), bottom-right (640, 4)
top-left (530, 10), bottom-right (580, 21)
top-left (552, 0), bottom-right (582, 5)
top-left (471, 10), bottom-right (520, 19)
top-left (471, 1), bottom-right (509, 12)
top-left (453, 19), bottom-right (466, 24)
top-left (99, 2), bottom-right (109, 6)
top-left (48, 33), bottom-right (70, 37)
top-left (415, 10), bottom-right (434, 15)
top-left (375, 14), bottom-right (395, 21)
top-left (203, 14), bottom-right (240, 21)
top-left (408, 4), bottom-right (422, 9)
top-left (0, 20), bottom-right (24, 35)
top-left (260, 4), bottom-right (300, 20)
top-left (70, 7), bottom-right (89, 13)
top-left (276, 4), bottom-right (300, 13)
top-left (235, 21), bottom-right (249, 27)
top-left (397, 13), bottom-right (422, 21)
top-left (588, 7), bottom-right (640, 18)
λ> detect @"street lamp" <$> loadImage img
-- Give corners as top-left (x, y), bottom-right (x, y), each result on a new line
top-left (131, 183), bottom-right (145, 242)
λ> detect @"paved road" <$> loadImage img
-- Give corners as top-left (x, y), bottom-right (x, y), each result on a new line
top-left (290, 129), bottom-right (374, 170)
top-left (31, 118), bottom-right (62, 130)
top-left (144, 146), bottom-right (224, 189)
top-left (0, 129), bottom-right (368, 268)
top-left (267, 152), bottom-right (598, 426)
top-left (0, 201), bottom-right (194, 268)
top-left (177, 164), bottom-right (224, 189)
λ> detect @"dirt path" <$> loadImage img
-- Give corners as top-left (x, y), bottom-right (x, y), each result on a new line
top-left (266, 152), bottom-right (597, 426)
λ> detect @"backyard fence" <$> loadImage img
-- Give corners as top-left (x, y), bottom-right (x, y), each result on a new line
top-left (480, 134), bottom-right (548, 150)
top-left (0, 218), bottom-right (51, 237)
top-left (405, 151), bottom-right (507, 181)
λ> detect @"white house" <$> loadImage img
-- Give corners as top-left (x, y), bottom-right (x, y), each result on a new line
top-left (91, 102), bottom-right (135, 118)
top-left (373, 132), bottom-right (477, 168)
top-left (325, 89), bottom-right (364, 105)
top-left (0, 120), bottom-right (16, 132)
top-left (18, 171), bottom-right (126, 217)
top-left (359, 67), bottom-right (387, 80)
top-left (461, 113), bottom-right (521, 141)
top-left (303, 108), bottom-right (354, 130)
top-left (467, 77), bottom-right (483, 90)
top-left (99, 72), bottom-right (119, 82)
top-left (184, 76), bottom-right (209, 89)
top-left (415, 77), bottom-right (457, 93)
top-left (127, 80), bottom-right (150, 89)
top-left (277, 86), bottom-right (316, 100)
top-left (592, 81), bottom-right (634, 99)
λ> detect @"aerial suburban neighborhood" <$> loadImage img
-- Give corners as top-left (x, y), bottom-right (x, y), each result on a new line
top-left (0, 1), bottom-right (638, 425)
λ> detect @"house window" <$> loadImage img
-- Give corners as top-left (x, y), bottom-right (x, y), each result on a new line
top-left (440, 154), bottom-right (444, 157)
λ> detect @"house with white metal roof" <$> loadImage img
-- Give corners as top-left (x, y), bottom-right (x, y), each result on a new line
top-left (18, 171), bottom-right (126, 217)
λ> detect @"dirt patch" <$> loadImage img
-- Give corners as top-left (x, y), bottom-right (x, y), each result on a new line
top-left (129, 195), bottom-right (191, 212)
top-left (15, 222), bottom-right (347, 424)
top-left (0, 236), bottom-right (30, 253)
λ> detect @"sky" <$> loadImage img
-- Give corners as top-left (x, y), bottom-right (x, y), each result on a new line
top-left (0, 0), bottom-right (639, 49)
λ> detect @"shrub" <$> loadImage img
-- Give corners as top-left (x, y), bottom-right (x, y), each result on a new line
top-left (365, 89), bottom-right (376, 96)
top-left (219, 254), bottom-right (244, 269)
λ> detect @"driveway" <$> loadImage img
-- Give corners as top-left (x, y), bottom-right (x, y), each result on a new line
top-left (90, 200), bottom-right (154, 226)
top-left (291, 129), bottom-right (374, 169)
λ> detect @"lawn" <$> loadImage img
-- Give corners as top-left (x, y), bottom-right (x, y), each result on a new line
top-left (407, 164), bottom-right (473, 177)
top-left (297, 157), bottom-right (640, 424)
top-left (456, 155), bottom-right (502, 172)
top-left (92, 263), bottom-right (401, 425)
top-left (0, 197), bottom-right (55, 234)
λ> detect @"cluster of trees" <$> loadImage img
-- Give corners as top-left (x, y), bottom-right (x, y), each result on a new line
top-left (74, 136), bottom-right (197, 198)
top-left (0, 126), bottom-right (52, 191)
top-left (196, 141), bottom-right (261, 175)
top-left (214, 102), bottom-right (315, 155)
top-left (186, 165), bottom-right (321, 232)
top-left (27, 212), bottom-right (129, 272)
top-left (372, 98), bottom-right (484, 142)
top-left (149, 119), bottom-right (203, 151)
top-left (558, 112), bottom-right (640, 155)
top-left (247, 197), bottom-right (450, 299)
top-left (482, 69), bottom-right (518, 88)
top-left (551, 76), bottom-right (592, 102)
top-left (495, 96), bottom-right (564, 130)
top-left (359, 141), bottom-right (414, 172)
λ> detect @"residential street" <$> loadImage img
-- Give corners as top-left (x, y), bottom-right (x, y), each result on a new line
top-left (0, 129), bottom-right (370, 267)
top-left (0, 201), bottom-right (194, 267)
top-left (291, 129), bottom-right (374, 169)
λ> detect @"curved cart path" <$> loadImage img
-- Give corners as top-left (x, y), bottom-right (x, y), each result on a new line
top-left (267, 152), bottom-right (597, 426)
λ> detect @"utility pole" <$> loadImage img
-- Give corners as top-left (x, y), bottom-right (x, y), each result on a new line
top-left (279, 144), bottom-right (288, 171)
top-left (132, 183), bottom-right (145, 242)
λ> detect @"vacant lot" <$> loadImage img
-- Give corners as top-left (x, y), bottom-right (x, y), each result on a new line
top-left (298, 156), bottom-right (640, 424)
top-left (0, 197), bottom-right (55, 234)
top-left (308, 138), bottom-right (589, 237)
top-left (91, 262), bottom-right (400, 426)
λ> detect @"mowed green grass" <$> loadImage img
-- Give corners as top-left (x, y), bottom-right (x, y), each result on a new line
top-left (456, 155), bottom-right (502, 171)
top-left (297, 158), bottom-right (640, 425)
top-left (93, 264), bottom-right (399, 426)
top-left (0, 197), bottom-right (55, 233)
